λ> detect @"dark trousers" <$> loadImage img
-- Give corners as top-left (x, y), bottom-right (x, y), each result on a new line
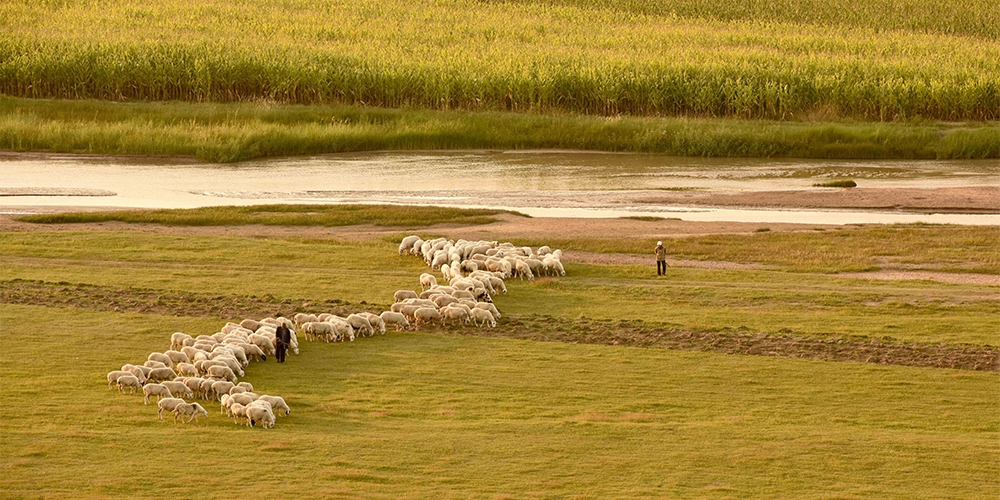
top-left (657, 260), bottom-right (667, 275)
top-left (276, 344), bottom-right (286, 363)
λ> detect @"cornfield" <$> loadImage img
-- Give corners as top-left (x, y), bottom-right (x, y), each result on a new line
top-left (2, 0), bottom-right (998, 120)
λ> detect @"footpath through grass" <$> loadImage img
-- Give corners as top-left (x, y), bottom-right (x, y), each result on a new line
top-left (4, 98), bottom-right (997, 162)
top-left (2, 304), bottom-right (997, 499)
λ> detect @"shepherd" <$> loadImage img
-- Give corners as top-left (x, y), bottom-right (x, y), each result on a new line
top-left (274, 323), bottom-right (291, 363)
top-left (655, 240), bottom-right (667, 276)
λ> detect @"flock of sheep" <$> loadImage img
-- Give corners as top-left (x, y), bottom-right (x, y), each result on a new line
top-left (105, 235), bottom-right (566, 429)
top-left (389, 235), bottom-right (564, 328)
top-left (106, 317), bottom-right (294, 428)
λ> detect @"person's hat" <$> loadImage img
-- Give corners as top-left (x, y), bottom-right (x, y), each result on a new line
top-left (657, 241), bottom-right (662, 245)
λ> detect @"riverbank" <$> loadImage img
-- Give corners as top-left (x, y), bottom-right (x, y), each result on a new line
top-left (3, 97), bottom-right (998, 162)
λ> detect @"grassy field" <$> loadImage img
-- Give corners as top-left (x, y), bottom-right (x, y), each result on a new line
top-left (4, 98), bottom-right (997, 162)
top-left (3, 0), bottom-right (998, 121)
top-left (2, 228), bottom-right (997, 345)
top-left (2, 304), bottom-right (997, 499)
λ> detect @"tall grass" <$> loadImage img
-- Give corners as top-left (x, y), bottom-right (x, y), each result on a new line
top-left (3, 97), bottom-right (997, 161)
top-left (1, 0), bottom-right (998, 120)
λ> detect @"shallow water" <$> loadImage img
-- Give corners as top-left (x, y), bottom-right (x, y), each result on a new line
top-left (2, 151), bottom-right (998, 225)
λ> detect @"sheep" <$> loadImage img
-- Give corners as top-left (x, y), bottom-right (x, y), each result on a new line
top-left (257, 395), bottom-right (290, 416)
top-left (147, 352), bottom-right (173, 368)
top-left (394, 290), bottom-right (418, 302)
top-left (123, 363), bottom-right (152, 378)
top-left (419, 273), bottom-right (439, 290)
top-left (346, 314), bottom-right (374, 337)
top-left (242, 343), bottom-right (266, 362)
top-left (208, 365), bottom-right (238, 384)
top-left (143, 360), bottom-right (167, 370)
top-left (180, 346), bottom-right (205, 361)
top-left (329, 320), bottom-right (355, 342)
top-left (475, 302), bottom-right (501, 320)
top-left (143, 384), bottom-right (173, 404)
top-left (246, 404), bottom-right (275, 429)
top-left (170, 332), bottom-right (193, 350)
top-left (399, 235), bottom-right (420, 255)
top-left (211, 381), bottom-right (236, 400)
top-left (361, 312), bottom-right (386, 335)
top-left (229, 385), bottom-right (247, 395)
top-left (230, 393), bottom-right (255, 406)
top-left (173, 402), bottom-right (208, 423)
top-left (240, 319), bottom-right (262, 331)
top-left (293, 313), bottom-right (319, 331)
top-left (107, 370), bottom-right (130, 389)
top-left (208, 353), bottom-right (243, 376)
top-left (380, 311), bottom-right (410, 331)
top-left (441, 305), bottom-right (472, 326)
top-left (470, 308), bottom-right (497, 328)
top-left (220, 393), bottom-right (235, 415)
top-left (175, 362), bottom-right (198, 377)
top-left (161, 381), bottom-right (194, 399)
top-left (452, 290), bottom-right (475, 301)
top-left (248, 334), bottom-right (276, 356)
top-left (414, 307), bottom-right (443, 328)
top-left (230, 403), bottom-right (249, 426)
top-left (157, 398), bottom-right (185, 420)
top-left (183, 377), bottom-right (205, 398)
top-left (304, 321), bottom-right (331, 342)
top-left (146, 367), bottom-right (178, 383)
top-left (432, 294), bottom-right (459, 308)
top-left (515, 260), bottom-right (533, 280)
top-left (237, 382), bottom-right (254, 392)
top-left (195, 359), bottom-right (225, 375)
top-left (116, 375), bottom-right (141, 394)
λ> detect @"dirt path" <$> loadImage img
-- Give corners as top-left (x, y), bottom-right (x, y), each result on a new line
top-left (838, 270), bottom-right (1000, 286)
top-left (4, 279), bottom-right (996, 372)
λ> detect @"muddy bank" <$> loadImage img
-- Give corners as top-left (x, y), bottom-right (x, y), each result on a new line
top-left (4, 279), bottom-right (996, 372)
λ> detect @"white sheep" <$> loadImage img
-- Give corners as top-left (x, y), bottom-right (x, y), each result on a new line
top-left (143, 360), bottom-right (167, 369)
top-left (170, 332), bottom-right (193, 350)
top-left (146, 367), bottom-right (178, 383)
top-left (361, 312), bottom-right (386, 335)
top-left (147, 352), bottom-right (173, 369)
top-left (346, 314), bottom-right (374, 337)
top-left (157, 397), bottom-right (185, 420)
top-left (211, 381), bottom-right (236, 401)
top-left (399, 235), bottom-right (420, 255)
top-left (230, 403), bottom-right (249, 426)
top-left (441, 305), bottom-right (471, 326)
top-left (414, 307), bottom-right (443, 328)
top-left (257, 395), bottom-right (290, 416)
top-left (173, 402), bottom-right (208, 423)
top-left (175, 362), bottom-right (198, 377)
top-left (143, 384), bottom-right (173, 404)
top-left (161, 381), bottom-right (194, 399)
top-left (246, 404), bottom-right (275, 429)
top-left (237, 382), bottom-right (254, 392)
top-left (117, 375), bottom-right (141, 394)
top-left (379, 311), bottom-right (410, 331)
top-left (470, 308), bottom-right (497, 328)
top-left (207, 365), bottom-right (237, 383)
top-left (475, 302), bottom-right (501, 320)
top-left (107, 370), bottom-right (130, 389)
top-left (394, 290), bottom-right (418, 302)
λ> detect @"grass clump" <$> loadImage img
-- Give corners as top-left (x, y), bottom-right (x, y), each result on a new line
top-left (815, 179), bottom-right (858, 188)
top-left (16, 204), bottom-right (524, 227)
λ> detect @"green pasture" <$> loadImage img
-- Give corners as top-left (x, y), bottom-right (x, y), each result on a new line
top-left (3, 0), bottom-right (998, 120)
top-left (1, 304), bottom-right (997, 499)
top-left (2, 229), bottom-right (996, 345)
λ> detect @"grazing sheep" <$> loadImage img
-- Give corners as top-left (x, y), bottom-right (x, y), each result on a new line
top-left (220, 394), bottom-right (235, 415)
top-left (394, 290), bottom-right (418, 302)
top-left (143, 384), bottom-right (173, 404)
top-left (144, 360), bottom-right (167, 370)
top-left (229, 386), bottom-right (246, 395)
top-left (123, 364), bottom-right (152, 378)
top-left (173, 402), bottom-right (209, 423)
top-left (432, 294), bottom-right (459, 308)
top-left (161, 381), bottom-right (194, 399)
top-left (157, 398), bottom-right (185, 421)
top-left (304, 321), bottom-right (334, 342)
top-left (211, 381), bottom-right (236, 401)
top-left (147, 352), bottom-right (173, 369)
top-left (420, 273), bottom-right (439, 291)
top-left (362, 312), bottom-right (386, 335)
top-left (230, 403), bottom-right (249, 426)
top-left (441, 305), bottom-right (472, 326)
top-left (414, 307), bottom-right (443, 328)
top-left (240, 319), bottom-right (262, 331)
top-left (475, 302), bottom-right (501, 320)
top-left (146, 367), bottom-right (178, 383)
top-left (257, 395), bottom-right (290, 416)
top-left (246, 404), bottom-right (275, 429)
top-left (347, 314), bottom-right (375, 337)
top-left (175, 362), bottom-right (198, 377)
top-left (207, 365), bottom-right (237, 384)
top-left (170, 332), bottom-right (193, 350)
top-left (470, 308), bottom-right (497, 327)
top-left (379, 311), bottom-right (410, 331)
top-left (117, 375), bottom-right (142, 394)
top-left (183, 377), bottom-right (205, 398)
top-left (242, 343), bottom-right (266, 362)
top-left (237, 382), bottom-right (253, 392)
top-left (230, 393), bottom-right (255, 406)
top-left (293, 313), bottom-right (319, 331)
top-left (399, 235), bottom-right (420, 255)
top-left (248, 334), bottom-right (275, 356)
top-left (328, 319), bottom-right (355, 342)
top-left (108, 370), bottom-right (130, 389)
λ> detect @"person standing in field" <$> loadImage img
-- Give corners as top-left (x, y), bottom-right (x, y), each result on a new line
top-left (655, 240), bottom-right (667, 276)
top-left (274, 323), bottom-right (290, 363)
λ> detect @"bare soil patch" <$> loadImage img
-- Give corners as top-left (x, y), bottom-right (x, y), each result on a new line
top-left (5, 279), bottom-right (996, 372)
top-left (838, 270), bottom-right (1000, 286)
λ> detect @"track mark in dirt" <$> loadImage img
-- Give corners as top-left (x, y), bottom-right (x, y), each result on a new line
top-left (3, 279), bottom-right (997, 372)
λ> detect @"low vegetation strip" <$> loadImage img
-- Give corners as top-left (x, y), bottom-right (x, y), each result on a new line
top-left (5, 98), bottom-right (996, 162)
top-left (15, 204), bottom-right (523, 227)
top-left (6, 279), bottom-right (996, 372)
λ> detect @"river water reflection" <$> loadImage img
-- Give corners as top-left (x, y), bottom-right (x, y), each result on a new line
top-left (2, 151), bottom-right (998, 225)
